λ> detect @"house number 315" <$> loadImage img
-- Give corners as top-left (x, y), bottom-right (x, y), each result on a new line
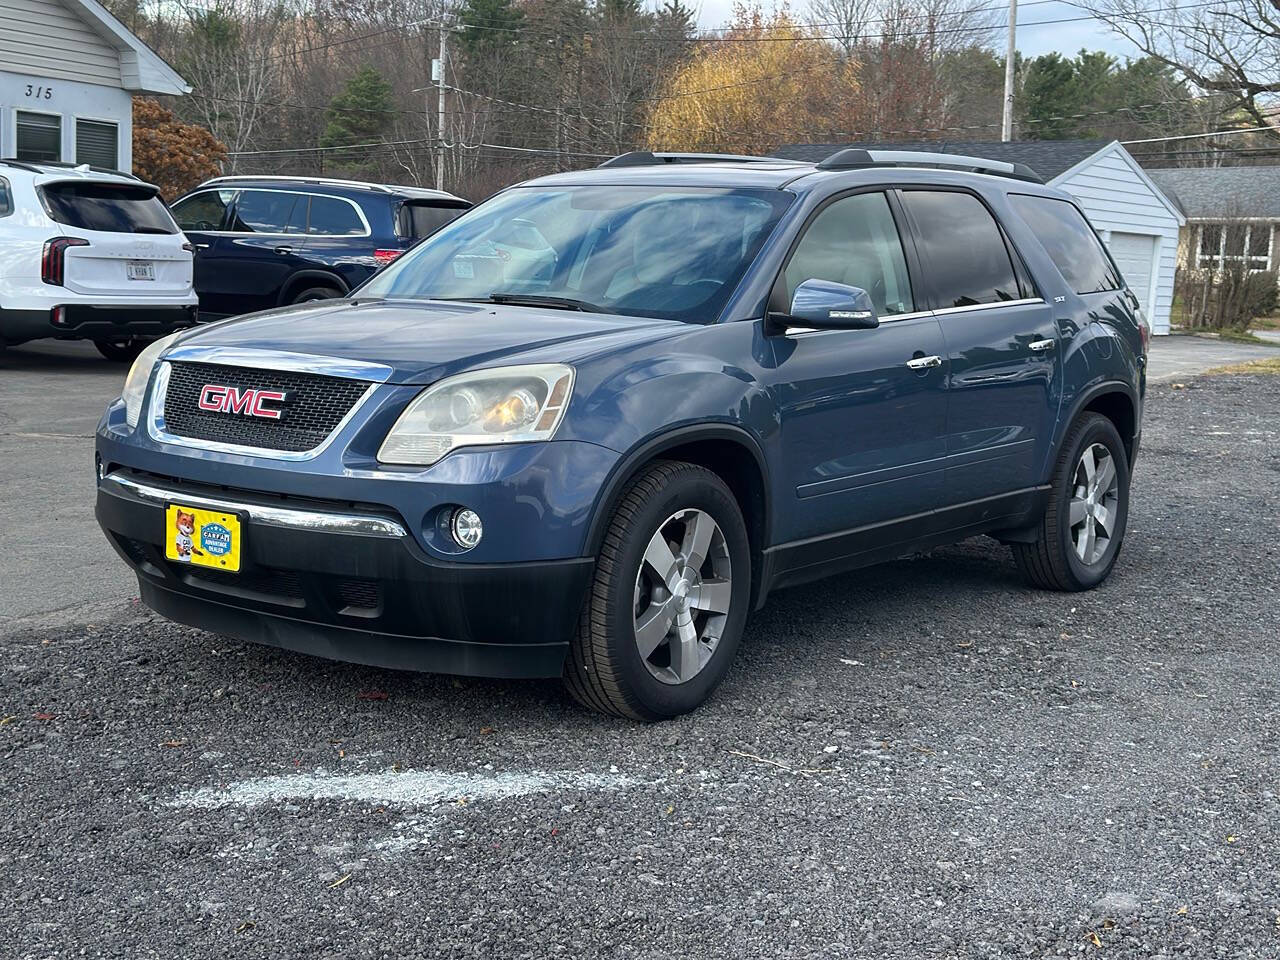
top-left (24, 84), bottom-right (54, 99)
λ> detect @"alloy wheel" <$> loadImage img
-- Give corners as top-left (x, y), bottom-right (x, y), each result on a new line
top-left (1069, 442), bottom-right (1120, 565)
top-left (632, 508), bottom-right (733, 685)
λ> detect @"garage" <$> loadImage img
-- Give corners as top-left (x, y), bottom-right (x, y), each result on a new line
top-left (1107, 232), bottom-right (1158, 321)
top-left (773, 139), bottom-right (1186, 334)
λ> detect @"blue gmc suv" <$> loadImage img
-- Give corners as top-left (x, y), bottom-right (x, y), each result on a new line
top-left (169, 176), bottom-right (470, 319)
top-left (95, 149), bottom-right (1147, 720)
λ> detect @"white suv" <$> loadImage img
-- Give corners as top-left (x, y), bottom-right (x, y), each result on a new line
top-left (0, 160), bottom-right (199, 360)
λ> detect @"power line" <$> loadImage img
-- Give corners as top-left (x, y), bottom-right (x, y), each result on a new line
top-left (1121, 124), bottom-right (1278, 144)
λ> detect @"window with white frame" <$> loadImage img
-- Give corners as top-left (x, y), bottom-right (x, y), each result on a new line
top-left (1195, 222), bottom-right (1275, 273)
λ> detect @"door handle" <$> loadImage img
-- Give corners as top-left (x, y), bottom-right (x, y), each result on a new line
top-left (273, 245), bottom-right (293, 255)
top-left (1029, 338), bottom-right (1056, 352)
top-left (906, 355), bottom-right (943, 370)
top-left (193, 242), bottom-right (210, 249)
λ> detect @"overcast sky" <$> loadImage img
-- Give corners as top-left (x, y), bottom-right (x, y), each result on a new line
top-left (688, 0), bottom-right (1142, 60)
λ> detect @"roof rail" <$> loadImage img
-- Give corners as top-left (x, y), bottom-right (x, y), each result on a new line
top-left (597, 151), bottom-right (790, 168)
top-left (202, 174), bottom-right (395, 193)
top-left (1, 158), bottom-right (140, 180)
top-left (817, 148), bottom-right (1043, 184)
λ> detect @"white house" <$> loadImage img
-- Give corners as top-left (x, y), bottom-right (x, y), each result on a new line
top-left (0, 0), bottom-right (189, 172)
top-left (773, 139), bottom-right (1186, 334)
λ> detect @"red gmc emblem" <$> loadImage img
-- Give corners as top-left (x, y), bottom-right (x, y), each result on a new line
top-left (197, 384), bottom-right (291, 420)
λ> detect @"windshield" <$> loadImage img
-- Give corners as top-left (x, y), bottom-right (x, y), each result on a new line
top-left (40, 182), bottom-right (179, 234)
top-left (359, 185), bottom-right (792, 322)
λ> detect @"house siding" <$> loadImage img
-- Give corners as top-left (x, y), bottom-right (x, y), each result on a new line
top-left (1053, 145), bottom-right (1181, 335)
top-left (0, 0), bottom-right (121, 87)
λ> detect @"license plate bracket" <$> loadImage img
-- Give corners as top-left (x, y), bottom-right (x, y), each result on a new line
top-left (127, 260), bottom-right (156, 281)
top-left (164, 504), bottom-right (243, 573)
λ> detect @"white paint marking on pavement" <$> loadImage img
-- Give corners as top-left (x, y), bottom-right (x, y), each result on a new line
top-left (170, 767), bottom-right (637, 810)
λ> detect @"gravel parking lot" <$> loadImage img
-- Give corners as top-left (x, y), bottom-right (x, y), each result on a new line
top-left (3, 367), bottom-right (1279, 959)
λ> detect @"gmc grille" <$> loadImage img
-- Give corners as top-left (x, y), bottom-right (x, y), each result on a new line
top-left (162, 361), bottom-right (370, 453)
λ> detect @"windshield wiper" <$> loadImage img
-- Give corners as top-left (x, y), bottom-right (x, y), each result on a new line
top-left (486, 293), bottom-right (605, 313)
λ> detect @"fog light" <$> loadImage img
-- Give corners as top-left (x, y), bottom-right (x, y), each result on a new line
top-left (51, 305), bottom-right (68, 327)
top-left (450, 508), bottom-right (483, 550)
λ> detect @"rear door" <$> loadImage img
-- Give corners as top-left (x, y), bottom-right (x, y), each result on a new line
top-left (170, 188), bottom-right (235, 312)
top-left (769, 189), bottom-right (949, 541)
top-left (899, 188), bottom-right (1061, 503)
top-left (39, 180), bottom-right (192, 300)
top-left (295, 193), bottom-right (373, 285)
top-left (215, 189), bottom-right (310, 316)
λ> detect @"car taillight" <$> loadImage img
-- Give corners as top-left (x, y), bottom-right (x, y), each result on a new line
top-left (182, 242), bottom-right (195, 253)
top-left (41, 237), bottom-right (89, 285)
top-left (373, 248), bottom-right (403, 266)
top-left (1137, 312), bottom-right (1151, 357)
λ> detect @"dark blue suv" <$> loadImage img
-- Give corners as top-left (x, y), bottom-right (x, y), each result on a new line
top-left (96, 150), bottom-right (1147, 720)
top-left (169, 176), bottom-right (470, 319)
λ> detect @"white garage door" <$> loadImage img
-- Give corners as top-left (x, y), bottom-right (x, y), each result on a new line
top-left (1107, 232), bottom-right (1157, 318)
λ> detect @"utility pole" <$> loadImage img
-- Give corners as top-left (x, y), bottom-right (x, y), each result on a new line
top-left (436, 18), bottom-right (447, 191)
top-left (1001, 0), bottom-right (1017, 141)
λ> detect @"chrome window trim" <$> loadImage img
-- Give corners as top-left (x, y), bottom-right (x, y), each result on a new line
top-left (178, 188), bottom-right (373, 238)
top-left (102, 472), bottom-right (406, 538)
top-left (931, 297), bottom-right (1044, 317)
top-left (146, 354), bottom-right (385, 462)
top-left (782, 309), bottom-right (934, 336)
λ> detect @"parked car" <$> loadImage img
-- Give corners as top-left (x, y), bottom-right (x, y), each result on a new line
top-left (95, 149), bottom-right (1148, 720)
top-left (169, 176), bottom-right (470, 319)
top-left (0, 159), bottom-right (198, 360)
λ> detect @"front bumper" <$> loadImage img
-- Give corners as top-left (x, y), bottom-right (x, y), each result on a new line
top-left (1, 303), bottom-right (199, 344)
top-left (96, 470), bottom-right (593, 678)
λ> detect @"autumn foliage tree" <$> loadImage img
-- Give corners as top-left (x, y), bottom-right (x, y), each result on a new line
top-left (132, 98), bottom-right (226, 198)
top-left (644, 8), bottom-right (857, 154)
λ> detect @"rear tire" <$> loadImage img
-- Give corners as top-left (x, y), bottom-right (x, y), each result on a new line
top-left (1013, 412), bottom-right (1130, 591)
top-left (291, 285), bottom-right (342, 305)
top-left (564, 460), bottom-right (751, 721)
top-left (95, 338), bottom-right (147, 362)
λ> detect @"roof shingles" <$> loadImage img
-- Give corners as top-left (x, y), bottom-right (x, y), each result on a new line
top-left (1146, 166), bottom-right (1280, 220)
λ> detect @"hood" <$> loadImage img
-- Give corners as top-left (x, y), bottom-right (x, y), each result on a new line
top-left (172, 298), bottom-right (685, 384)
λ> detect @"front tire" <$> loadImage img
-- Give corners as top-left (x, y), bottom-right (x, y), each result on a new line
top-left (564, 460), bottom-right (751, 721)
top-left (1013, 412), bottom-right (1131, 591)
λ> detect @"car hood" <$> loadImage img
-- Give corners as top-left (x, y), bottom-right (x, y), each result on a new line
top-left (169, 298), bottom-right (685, 384)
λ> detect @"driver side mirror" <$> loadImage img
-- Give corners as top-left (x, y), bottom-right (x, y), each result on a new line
top-left (773, 279), bottom-right (879, 332)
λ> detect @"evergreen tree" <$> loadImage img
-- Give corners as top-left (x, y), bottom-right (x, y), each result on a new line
top-left (320, 67), bottom-right (394, 148)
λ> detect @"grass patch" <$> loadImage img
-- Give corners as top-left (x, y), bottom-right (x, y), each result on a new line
top-left (1202, 357), bottom-right (1280, 376)
top-left (1218, 330), bottom-right (1280, 346)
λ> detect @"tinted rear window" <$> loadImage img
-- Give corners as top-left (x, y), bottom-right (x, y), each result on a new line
top-left (901, 190), bottom-right (1022, 308)
top-left (308, 196), bottom-right (364, 235)
top-left (229, 190), bottom-right (306, 233)
top-left (40, 182), bottom-right (178, 234)
top-left (1009, 194), bottom-right (1122, 295)
top-left (401, 202), bottom-right (468, 238)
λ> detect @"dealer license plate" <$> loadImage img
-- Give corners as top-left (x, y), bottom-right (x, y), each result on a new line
top-left (127, 260), bottom-right (155, 281)
top-left (165, 504), bottom-right (241, 572)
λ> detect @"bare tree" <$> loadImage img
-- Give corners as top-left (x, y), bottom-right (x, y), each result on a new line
top-left (1083, 0), bottom-right (1280, 141)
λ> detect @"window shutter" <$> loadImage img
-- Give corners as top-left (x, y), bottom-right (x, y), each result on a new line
top-left (76, 120), bottom-right (119, 170)
top-left (16, 112), bottom-right (61, 162)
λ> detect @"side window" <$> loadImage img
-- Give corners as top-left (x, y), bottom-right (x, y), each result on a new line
top-left (170, 190), bottom-right (234, 231)
top-left (307, 196), bottom-right (365, 235)
top-left (0, 177), bottom-right (12, 217)
top-left (783, 192), bottom-right (915, 316)
top-left (229, 190), bottom-right (305, 233)
top-left (1009, 194), bottom-right (1121, 294)
top-left (901, 190), bottom-right (1021, 308)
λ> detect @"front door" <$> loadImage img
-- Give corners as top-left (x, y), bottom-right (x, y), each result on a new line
top-left (768, 190), bottom-right (949, 543)
top-left (899, 188), bottom-right (1061, 503)
top-left (169, 187), bottom-right (236, 317)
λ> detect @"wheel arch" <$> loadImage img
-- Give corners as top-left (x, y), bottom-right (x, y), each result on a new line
top-left (277, 270), bottom-right (349, 305)
top-left (584, 424), bottom-right (771, 602)
top-left (1055, 380), bottom-right (1139, 467)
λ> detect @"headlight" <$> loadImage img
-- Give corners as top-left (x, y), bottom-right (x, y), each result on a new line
top-left (378, 363), bottom-right (574, 466)
top-left (123, 332), bottom-right (181, 429)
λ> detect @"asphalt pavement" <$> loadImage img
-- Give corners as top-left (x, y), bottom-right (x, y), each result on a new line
top-left (3, 342), bottom-right (1279, 958)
